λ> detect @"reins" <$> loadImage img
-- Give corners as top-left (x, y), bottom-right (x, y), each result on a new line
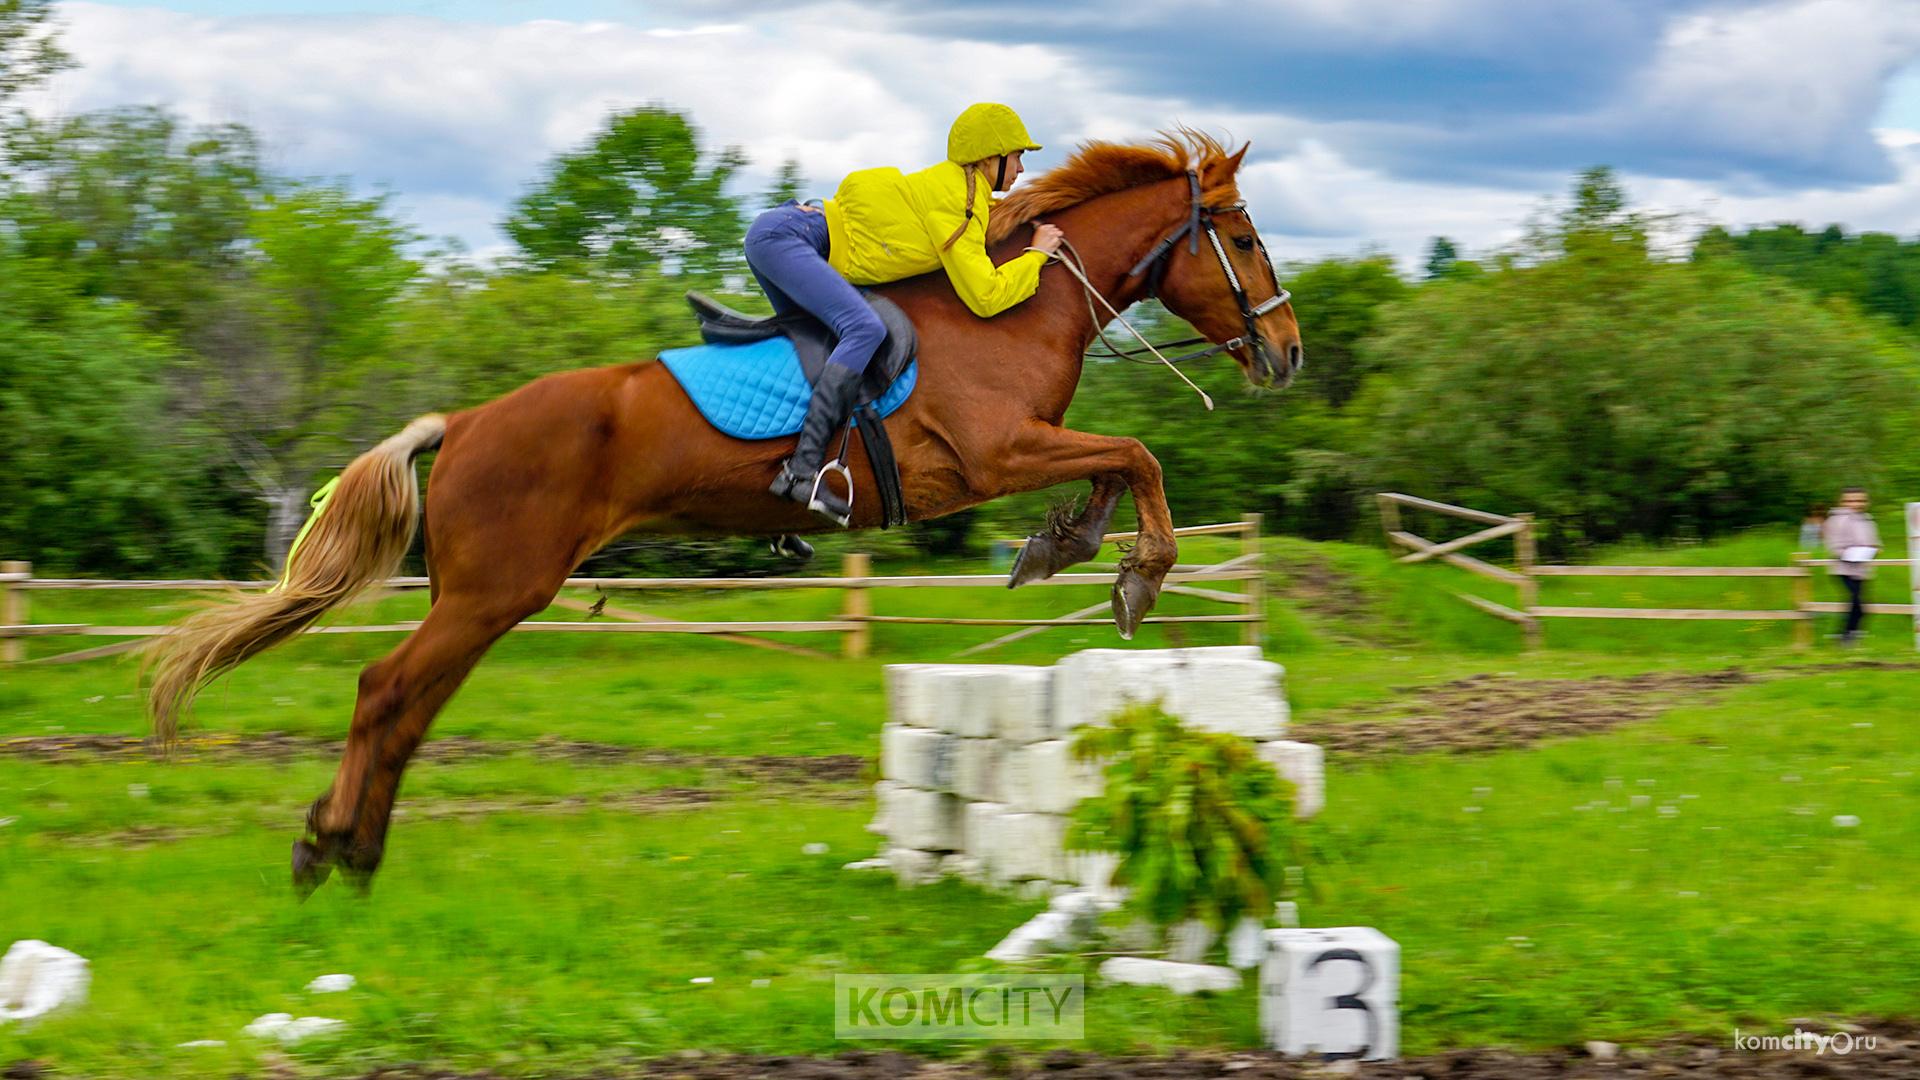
top-left (1039, 238), bottom-right (1216, 410)
top-left (1027, 167), bottom-right (1292, 411)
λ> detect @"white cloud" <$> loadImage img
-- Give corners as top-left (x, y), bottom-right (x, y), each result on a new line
top-left (27, 1), bottom-right (1920, 277)
top-left (1624, 0), bottom-right (1920, 179)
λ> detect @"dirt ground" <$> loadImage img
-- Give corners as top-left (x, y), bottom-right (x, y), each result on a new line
top-left (9, 1017), bottom-right (1882, 1079)
top-left (0, 733), bottom-right (867, 783)
top-left (1295, 661), bottom-right (1918, 757)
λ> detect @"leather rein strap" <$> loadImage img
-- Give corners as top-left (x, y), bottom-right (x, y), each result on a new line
top-left (1092, 169), bottom-right (1291, 367)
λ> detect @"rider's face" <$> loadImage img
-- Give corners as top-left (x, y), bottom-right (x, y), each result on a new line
top-left (996, 151), bottom-right (1025, 191)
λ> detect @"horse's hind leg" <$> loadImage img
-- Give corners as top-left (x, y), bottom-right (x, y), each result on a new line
top-left (296, 585), bottom-right (554, 894)
top-left (1008, 475), bottom-right (1124, 587)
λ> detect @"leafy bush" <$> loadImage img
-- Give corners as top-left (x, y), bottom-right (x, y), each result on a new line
top-left (1066, 703), bottom-right (1296, 933)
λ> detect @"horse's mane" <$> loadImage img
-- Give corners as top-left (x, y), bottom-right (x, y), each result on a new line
top-left (987, 129), bottom-right (1239, 245)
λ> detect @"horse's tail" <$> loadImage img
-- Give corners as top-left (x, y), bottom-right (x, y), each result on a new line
top-left (146, 414), bottom-right (447, 745)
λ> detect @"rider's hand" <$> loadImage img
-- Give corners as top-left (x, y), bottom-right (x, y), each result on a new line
top-left (1031, 222), bottom-right (1064, 257)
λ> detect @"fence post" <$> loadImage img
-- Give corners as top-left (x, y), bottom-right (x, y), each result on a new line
top-left (1514, 515), bottom-right (1541, 650)
top-left (1, 560), bottom-right (27, 664)
top-left (841, 552), bottom-right (871, 660)
top-left (1241, 513), bottom-right (1264, 647)
top-left (1908, 504), bottom-right (1919, 654)
top-left (1376, 493), bottom-right (1401, 540)
top-left (1791, 552), bottom-right (1813, 651)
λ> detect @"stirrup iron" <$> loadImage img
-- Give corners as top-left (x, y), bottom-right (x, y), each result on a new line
top-left (808, 459), bottom-right (853, 527)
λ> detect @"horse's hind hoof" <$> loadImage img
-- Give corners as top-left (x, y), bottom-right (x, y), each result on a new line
top-left (1111, 568), bottom-right (1161, 640)
top-left (292, 839), bottom-right (333, 900)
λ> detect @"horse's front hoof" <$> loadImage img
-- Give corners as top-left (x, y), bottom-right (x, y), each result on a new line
top-left (1111, 567), bottom-right (1161, 640)
top-left (291, 838), bottom-right (333, 900)
top-left (1007, 536), bottom-right (1056, 589)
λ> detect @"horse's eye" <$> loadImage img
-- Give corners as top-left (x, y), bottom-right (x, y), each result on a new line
top-left (1233, 235), bottom-right (1255, 251)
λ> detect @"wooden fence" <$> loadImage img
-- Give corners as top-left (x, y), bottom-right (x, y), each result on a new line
top-left (1377, 493), bottom-right (1919, 650)
top-left (0, 519), bottom-right (1266, 665)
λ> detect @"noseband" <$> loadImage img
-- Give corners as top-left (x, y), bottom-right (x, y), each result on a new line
top-left (1095, 169), bottom-right (1292, 367)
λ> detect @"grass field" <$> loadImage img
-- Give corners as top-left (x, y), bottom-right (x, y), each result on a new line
top-left (3, 526), bottom-right (1918, 1076)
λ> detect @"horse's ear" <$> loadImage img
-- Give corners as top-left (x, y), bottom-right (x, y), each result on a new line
top-left (1202, 142), bottom-right (1251, 185)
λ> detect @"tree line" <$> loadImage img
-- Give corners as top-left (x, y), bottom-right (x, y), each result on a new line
top-left (3, 0), bottom-right (1916, 576)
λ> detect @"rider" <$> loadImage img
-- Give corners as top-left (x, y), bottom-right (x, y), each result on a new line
top-left (745, 102), bottom-right (1066, 523)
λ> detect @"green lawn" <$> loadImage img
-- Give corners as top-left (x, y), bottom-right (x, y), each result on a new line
top-left (3, 530), bottom-right (1918, 1076)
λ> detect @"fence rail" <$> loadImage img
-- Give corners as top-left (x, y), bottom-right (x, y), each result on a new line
top-left (1377, 492), bottom-right (1920, 650)
top-left (0, 520), bottom-right (1266, 664)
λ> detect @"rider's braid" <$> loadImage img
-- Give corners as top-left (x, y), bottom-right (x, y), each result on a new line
top-left (941, 160), bottom-right (990, 251)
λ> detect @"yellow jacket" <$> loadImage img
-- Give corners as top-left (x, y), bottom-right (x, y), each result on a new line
top-left (823, 160), bottom-right (1047, 319)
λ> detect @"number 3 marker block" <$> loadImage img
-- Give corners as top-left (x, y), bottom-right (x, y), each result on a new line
top-left (1260, 927), bottom-right (1399, 1061)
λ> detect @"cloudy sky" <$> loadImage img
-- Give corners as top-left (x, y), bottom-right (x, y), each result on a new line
top-left (28, 0), bottom-right (1920, 269)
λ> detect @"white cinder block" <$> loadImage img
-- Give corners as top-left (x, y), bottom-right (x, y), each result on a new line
top-left (1003, 739), bottom-right (1106, 814)
top-left (1064, 850), bottom-right (1121, 900)
top-left (1261, 927), bottom-right (1399, 1061)
top-left (923, 668), bottom-right (1007, 737)
top-left (886, 847), bottom-right (943, 887)
top-left (884, 664), bottom-right (991, 727)
top-left (880, 724), bottom-right (957, 791)
top-left (867, 781), bottom-right (901, 835)
top-left (1053, 648), bottom-right (1286, 736)
top-left (960, 801), bottom-right (1007, 861)
top-left (1257, 740), bottom-right (1325, 819)
top-left (997, 813), bottom-right (1067, 881)
top-left (951, 738), bottom-right (1004, 803)
top-left (1167, 659), bottom-right (1289, 740)
top-left (939, 853), bottom-right (985, 884)
top-left (1098, 957), bottom-right (1241, 995)
top-left (990, 666), bottom-right (1057, 743)
top-left (887, 787), bottom-right (963, 852)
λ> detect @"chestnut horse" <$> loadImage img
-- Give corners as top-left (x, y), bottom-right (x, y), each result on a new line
top-left (147, 132), bottom-right (1303, 893)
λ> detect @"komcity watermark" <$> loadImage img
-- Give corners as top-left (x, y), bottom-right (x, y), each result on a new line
top-left (1733, 1027), bottom-right (1877, 1056)
top-left (835, 974), bottom-right (1084, 1040)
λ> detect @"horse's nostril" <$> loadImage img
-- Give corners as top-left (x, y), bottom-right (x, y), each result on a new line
top-left (1288, 343), bottom-right (1305, 371)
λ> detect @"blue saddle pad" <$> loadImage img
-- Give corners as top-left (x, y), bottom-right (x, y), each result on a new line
top-left (659, 337), bottom-right (917, 440)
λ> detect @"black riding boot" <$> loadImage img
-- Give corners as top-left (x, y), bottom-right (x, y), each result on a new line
top-left (770, 362), bottom-right (863, 525)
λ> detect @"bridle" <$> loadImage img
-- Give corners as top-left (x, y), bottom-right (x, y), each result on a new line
top-left (1090, 169), bottom-right (1293, 368)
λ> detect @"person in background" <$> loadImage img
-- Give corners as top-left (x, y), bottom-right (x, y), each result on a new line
top-left (1798, 504), bottom-right (1826, 552)
top-left (1820, 487), bottom-right (1879, 645)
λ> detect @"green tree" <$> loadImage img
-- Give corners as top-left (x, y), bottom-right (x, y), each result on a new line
top-left (0, 245), bottom-right (216, 574)
top-left (0, 0), bottom-right (69, 118)
top-left (505, 106), bottom-right (747, 281)
top-left (763, 158), bottom-right (806, 208)
top-left (1699, 222), bottom-right (1920, 331)
top-left (181, 183), bottom-right (423, 567)
top-left (1283, 255), bottom-right (1410, 409)
top-left (1362, 235), bottom-right (1916, 550)
top-left (2, 107), bottom-right (262, 335)
top-left (392, 263), bottom-right (706, 405)
top-left (1423, 236), bottom-right (1458, 280)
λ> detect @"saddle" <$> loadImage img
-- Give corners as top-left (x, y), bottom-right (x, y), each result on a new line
top-left (685, 291), bottom-right (918, 407)
top-left (672, 291), bottom-right (916, 528)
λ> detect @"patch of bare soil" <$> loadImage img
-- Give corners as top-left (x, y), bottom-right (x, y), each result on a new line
top-left (1268, 553), bottom-right (1392, 642)
top-left (0, 733), bottom-right (867, 783)
top-left (1296, 660), bottom-right (1920, 758)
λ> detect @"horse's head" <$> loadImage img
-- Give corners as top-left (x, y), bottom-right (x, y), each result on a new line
top-left (1147, 144), bottom-right (1303, 390)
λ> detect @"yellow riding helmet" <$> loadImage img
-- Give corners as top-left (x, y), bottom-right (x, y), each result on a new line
top-left (947, 103), bottom-right (1042, 165)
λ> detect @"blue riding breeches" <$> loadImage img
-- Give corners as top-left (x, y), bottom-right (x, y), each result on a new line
top-left (743, 201), bottom-right (886, 375)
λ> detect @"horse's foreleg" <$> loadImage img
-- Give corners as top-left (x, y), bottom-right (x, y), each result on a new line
top-left (993, 423), bottom-right (1177, 638)
top-left (1008, 474), bottom-right (1125, 587)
